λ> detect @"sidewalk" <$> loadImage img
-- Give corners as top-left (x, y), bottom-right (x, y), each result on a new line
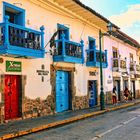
top-left (0, 99), bottom-right (140, 140)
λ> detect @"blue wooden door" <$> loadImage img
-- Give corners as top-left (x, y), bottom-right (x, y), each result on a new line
top-left (89, 80), bottom-right (97, 107)
top-left (56, 71), bottom-right (69, 113)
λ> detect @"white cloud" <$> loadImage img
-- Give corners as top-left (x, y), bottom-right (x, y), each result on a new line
top-left (109, 4), bottom-right (140, 28)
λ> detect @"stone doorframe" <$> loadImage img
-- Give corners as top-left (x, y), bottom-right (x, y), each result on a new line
top-left (50, 64), bottom-right (76, 112)
top-left (0, 74), bottom-right (26, 123)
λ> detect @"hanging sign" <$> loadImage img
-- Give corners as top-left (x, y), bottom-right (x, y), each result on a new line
top-left (6, 61), bottom-right (22, 72)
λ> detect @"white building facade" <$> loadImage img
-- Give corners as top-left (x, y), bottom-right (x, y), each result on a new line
top-left (104, 31), bottom-right (140, 103)
top-left (0, 0), bottom-right (139, 123)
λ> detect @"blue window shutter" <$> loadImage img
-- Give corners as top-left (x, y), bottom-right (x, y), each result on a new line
top-left (57, 24), bottom-right (69, 40)
top-left (3, 2), bottom-right (25, 26)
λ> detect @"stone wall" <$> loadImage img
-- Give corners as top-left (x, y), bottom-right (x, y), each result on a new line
top-left (0, 105), bottom-right (4, 123)
top-left (73, 96), bottom-right (89, 110)
top-left (23, 95), bottom-right (55, 118)
top-left (105, 91), bottom-right (125, 104)
top-left (105, 91), bottom-right (113, 104)
top-left (136, 90), bottom-right (140, 99)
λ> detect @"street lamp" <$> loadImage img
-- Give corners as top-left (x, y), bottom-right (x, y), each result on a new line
top-left (99, 22), bottom-right (113, 110)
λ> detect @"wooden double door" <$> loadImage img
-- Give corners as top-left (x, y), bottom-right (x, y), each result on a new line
top-left (56, 71), bottom-right (71, 113)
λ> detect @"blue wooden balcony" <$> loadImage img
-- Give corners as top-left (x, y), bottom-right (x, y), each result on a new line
top-left (86, 46), bottom-right (108, 68)
top-left (0, 16), bottom-right (45, 58)
top-left (53, 34), bottom-right (84, 64)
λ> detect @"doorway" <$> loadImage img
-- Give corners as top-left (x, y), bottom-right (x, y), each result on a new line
top-left (4, 75), bottom-right (22, 120)
top-left (131, 80), bottom-right (136, 99)
top-left (123, 80), bottom-right (128, 90)
top-left (55, 71), bottom-right (71, 113)
top-left (88, 80), bottom-right (97, 107)
top-left (114, 80), bottom-right (121, 101)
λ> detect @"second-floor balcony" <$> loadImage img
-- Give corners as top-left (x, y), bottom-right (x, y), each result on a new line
top-left (0, 16), bottom-right (45, 58)
top-left (53, 34), bottom-right (84, 64)
top-left (86, 47), bottom-right (108, 68)
top-left (112, 57), bottom-right (127, 72)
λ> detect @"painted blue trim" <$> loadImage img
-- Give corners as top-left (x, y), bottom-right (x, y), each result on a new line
top-left (4, 16), bottom-right (9, 48)
top-left (61, 33), bottom-right (66, 56)
top-left (93, 46), bottom-right (96, 62)
top-left (0, 16), bottom-right (45, 58)
top-left (88, 36), bottom-right (96, 42)
top-left (86, 47), bottom-right (108, 68)
top-left (53, 39), bottom-right (83, 63)
top-left (56, 71), bottom-right (69, 112)
top-left (88, 36), bottom-right (96, 49)
top-left (0, 45), bottom-right (44, 58)
top-left (40, 26), bottom-right (45, 50)
top-left (54, 24), bottom-right (84, 63)
top-left (53, 55), bottom-right (83, 64)
top-left (80, 39), bottom-right (84, 64)
top-left (57, 23), bottom-right (69, 40)
top-left (86, 61), bottom-right (108, 68)
top-left (3, 2), bottom-right (25, 26)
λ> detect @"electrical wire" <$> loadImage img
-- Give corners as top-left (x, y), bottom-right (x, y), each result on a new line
top-left (80, 23), bottom-right (86, 40)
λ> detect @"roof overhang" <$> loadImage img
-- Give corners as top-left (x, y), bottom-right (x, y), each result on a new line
top-left (30, 0), bottom-right (140, 48)
top-left (39, 0), bottom-right (119, 32)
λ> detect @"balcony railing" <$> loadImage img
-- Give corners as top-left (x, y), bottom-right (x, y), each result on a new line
top-left (86, 46), bottom-right (108, 68)
top-left (53, 33), bottom-right (84, 63)
top-left (112, 57), bottom-right (127, 72)
top-left (0, 16), bottom-right (45, 58)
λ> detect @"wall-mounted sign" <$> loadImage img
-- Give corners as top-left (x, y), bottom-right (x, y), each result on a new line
top-left (89, 71), bottom-right (98, 76)
top-left (36, 64), bottom-right (49, 82)
top-left (6, 61), bottom-right (22, 72)
top-left (107, 79), bottom-right (112, 84)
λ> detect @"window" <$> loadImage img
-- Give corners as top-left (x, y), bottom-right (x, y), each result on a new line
top-left (57, 24), bottom-right (69, 40)
top-left (130, 53), bottom-right (133, 62)
top-left (3, 2), bottom-right (25, 26)
top-left (88, 37), bottom-right (95, 49)
top-left (112, 47), bottom-right (118, 58)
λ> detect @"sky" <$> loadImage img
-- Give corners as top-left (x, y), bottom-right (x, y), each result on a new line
top-left (80, 0), bottom-right (140, 43)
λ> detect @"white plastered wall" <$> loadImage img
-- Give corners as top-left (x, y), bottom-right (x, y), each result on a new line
top-left (0, 0), bottom-right (102, 99)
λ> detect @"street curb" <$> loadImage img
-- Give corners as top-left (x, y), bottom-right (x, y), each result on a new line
top-left (0, 101), bottom-right (140, 140)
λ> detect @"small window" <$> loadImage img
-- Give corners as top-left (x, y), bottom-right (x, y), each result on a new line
top-left (112, 47), bottom-right (118, 58)
top-left (3, 2), bottom-right (25, 26)
top-left (88, 37), bottom-right (95, 49)
top-left (130, 53), bottom-right (133, 62)
top-left (57, 24), bottom-right (69, 40)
